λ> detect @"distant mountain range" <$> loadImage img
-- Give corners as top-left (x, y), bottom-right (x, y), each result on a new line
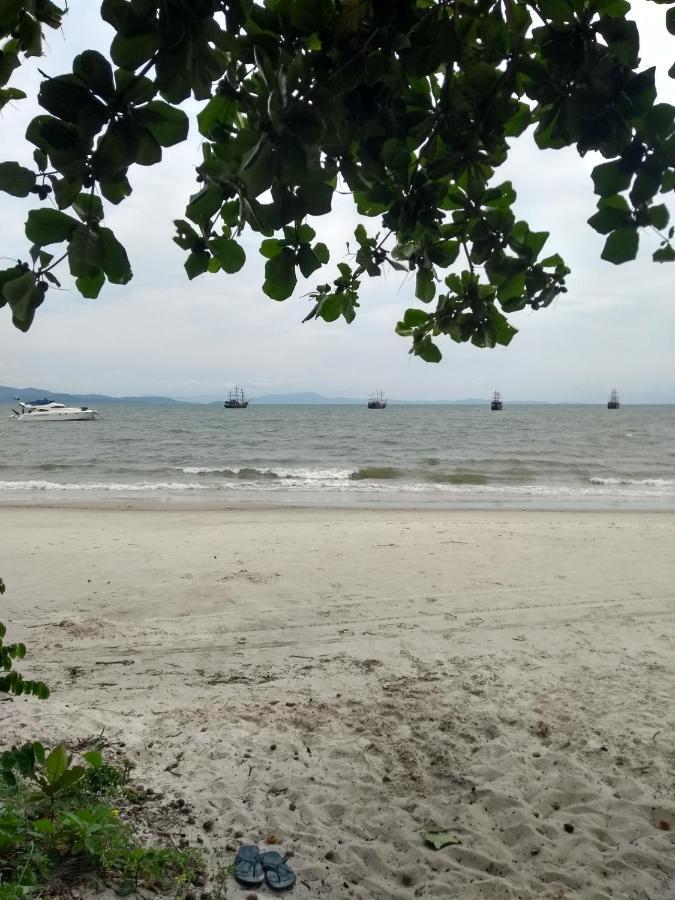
top-left (0, 385), bottom-right (182, 405)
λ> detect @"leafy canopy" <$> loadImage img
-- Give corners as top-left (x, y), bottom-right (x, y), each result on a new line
top-left (0, 0), bottom-right (673, 360)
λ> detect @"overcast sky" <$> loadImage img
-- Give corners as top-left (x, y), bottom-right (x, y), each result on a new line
top-left (0, 3), bottom-right (673, 402)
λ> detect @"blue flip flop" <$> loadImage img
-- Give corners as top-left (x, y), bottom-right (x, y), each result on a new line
top-left (234, 844), bottom-right (264, 887)
top-left (261, 850), bottom-right (296, 891)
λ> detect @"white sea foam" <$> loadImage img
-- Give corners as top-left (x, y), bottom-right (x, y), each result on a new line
top-left (175, 465), bottom-right (353, 483)
top-left (0, 480), bottom-right (204, 492)
top-left (2, 472), bottom-right (674, 497)
top-left (588, 477), bottom-right (675, 487)
top-left (176, 466), bottom-right (232, 475)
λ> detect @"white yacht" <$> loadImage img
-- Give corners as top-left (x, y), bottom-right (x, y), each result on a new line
top-left (11, 398), bottom-right (98, 422)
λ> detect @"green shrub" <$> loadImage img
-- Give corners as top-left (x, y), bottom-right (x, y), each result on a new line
top-left (0, 578), bottom-right (49, 699)
top-left (0, 743), bottom-right (200, 898)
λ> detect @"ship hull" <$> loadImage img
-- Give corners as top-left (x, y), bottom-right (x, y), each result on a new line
top-left (13, 409), bottom-right (97, 421)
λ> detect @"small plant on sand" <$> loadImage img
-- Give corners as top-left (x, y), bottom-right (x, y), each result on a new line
top-left (0, 743), bottom-right (201, 898)
top-left (0, 578), bottom-right (49, 699)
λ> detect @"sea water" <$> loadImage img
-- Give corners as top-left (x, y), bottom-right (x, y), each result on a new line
top-left (1, 403), bottom-right (674, 509)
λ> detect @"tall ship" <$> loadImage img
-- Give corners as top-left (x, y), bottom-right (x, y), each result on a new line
top-left (224, 386), bottom-right (249, 409)
top-left (607, 389), bottom-right (620, 410)
top-left (490, 390), bottom-right (503, 411)
top-left (367, 390), bottom-right (387, 409)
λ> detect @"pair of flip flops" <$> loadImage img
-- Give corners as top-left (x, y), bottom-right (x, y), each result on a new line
top-left (234, 844), bottom-right (296, 891)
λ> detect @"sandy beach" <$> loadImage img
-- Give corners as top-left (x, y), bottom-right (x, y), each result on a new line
top-left (1, 507), bottom-right (674, 899)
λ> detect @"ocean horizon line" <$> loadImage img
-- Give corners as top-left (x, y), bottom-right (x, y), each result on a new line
top-left (1, 385), bottom-right (673, 406)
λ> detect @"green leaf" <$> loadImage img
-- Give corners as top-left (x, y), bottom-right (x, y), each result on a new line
top-left (185, 251), bottom-right (210, 280)
top-left (587, 195), bottom-right (631, 234)
top-left (487, 306), bottom-right (518, 346)
top-left (52, 766), bottom-right (85, 794)
top-left (297, 244), bottom-right (322, 278)
top-left (174, 219), bottom-right (203, 252)
top-left (34, 682), bottom-right (50, 700)
top-left (38, 75), bottom-right (108, 138)
top-left (317, 293), bottom-right (342, 322)
top-left (73, 193), bottom-right (104, 223)
top-left (646, 204), bottom-right (670, 230)
top-left (259, 238), bottom-right (285, 259)
top-left (298, 181), bottom-right (334, 216)
top-left (210, 237), bottom-right (246, 273)
top-left (99, 227), bottom-right (132, 284)
top-left (596, 17), bottom-right (639, 67)
top-left (83, 750), bottom-right (103, 769)
top-left (51, 176), bottom-right (83, 210)
top-left (110, 30), bottom-right (160, 71)
top-left (263, 250), bottom-right (297, 300)
top-left (73, 50), bottom-right (115, 100)
top-left (653, 244), bottom-right (675, 262)
top-left (25, 208), bottom-right (78, 245)
top-left (423, 831), bottom-right (462, 850)
top-left (114, 68), bottom-right (156, 105)
top-left (136, 128), bottom-right (162, 165)
top-left (0, 161), bottom-right (35, 197)
top-left (668, 7), bottom-right (675, 36)
top-left (601, 228), bottom-right (639, 264)
top-left (100, 176), bottom-right (132, 205)
top-left (2, 271), bottom-right (44, 331)
top-left (136, 101), bottom-right (189, 147)
top-left (591, 161), bottom-right (631, 197)
top-left (75, 272), bottom-right (105, 299)
top-left (290, 0), bottom-right (335, 32)
top-left (415, 268), bottom-right (436, 302)
top-left (45, 746), bottom-right (68, 785)
top-left (33, 149), bottom-right (48, 172)
top-left (415, 338), bottom-right (442, 363)
top-left (186, 184), bottom-right (223, 227)
top-left (0, 86), bottom-right (26, 110)
top-left (630, 167), bottom-right (662, 205)
top-left (313, 242), bottom-right (329, 264)
top-left (295, 223), bottom-right (315, 243)
top-left (496, 272), bottom-right (526, 302)
top-left (197, 95), bottom-right (236, 138)
top-left (68, 225), bottom-right (103, 278)
top-left (402, 308), bottom-right (429, 327)
top-left (537, 0), bottom-right (572, 20)
top-left (596, 0), bottom-right (630, 16)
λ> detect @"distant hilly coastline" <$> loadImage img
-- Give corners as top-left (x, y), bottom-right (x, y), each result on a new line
top-left (0, 385), bottom-right (183, 405)
top-left (0, 384), bottom-right (566, 405)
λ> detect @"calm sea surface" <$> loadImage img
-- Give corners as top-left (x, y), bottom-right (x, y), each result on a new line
top-left (1, 403), bottom-right (674, 509)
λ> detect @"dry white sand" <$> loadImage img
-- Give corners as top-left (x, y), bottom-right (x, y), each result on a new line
top-left (1, 507), bottom-right (674, 899)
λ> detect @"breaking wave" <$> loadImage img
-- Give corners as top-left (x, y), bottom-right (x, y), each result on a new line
top-left (588, 477), bottom-right (675, 486)
top-left (0, 480), bottom-right (204, 491)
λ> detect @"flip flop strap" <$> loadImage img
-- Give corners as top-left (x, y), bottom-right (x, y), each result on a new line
top-left (238, 858), bottom-right (261, 872)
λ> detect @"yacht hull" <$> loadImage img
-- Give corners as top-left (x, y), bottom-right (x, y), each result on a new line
top-left (13, 410), bottom-right (98, 421)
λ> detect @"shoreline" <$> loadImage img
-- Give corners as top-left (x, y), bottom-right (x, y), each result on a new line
top-left (2, 507), bottom-right (674, 898)
top-left (1, 490), bottom-right (675, 512)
